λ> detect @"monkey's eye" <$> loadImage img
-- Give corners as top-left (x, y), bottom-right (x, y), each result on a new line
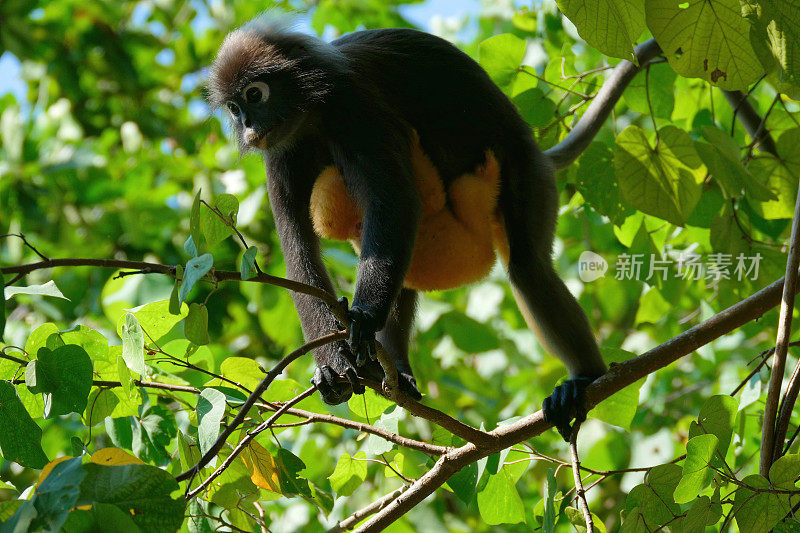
top-left (227, 102), bottom-right (241, 117)
top-left (242, 81), bottom-right (269, 104)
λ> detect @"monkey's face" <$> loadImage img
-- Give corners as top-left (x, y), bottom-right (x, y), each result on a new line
top-left (221, 72), bottom-right (308, 152)
top-left (208, 29), bottom-right (327, 153)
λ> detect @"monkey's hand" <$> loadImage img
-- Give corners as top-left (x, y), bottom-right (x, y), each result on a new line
top-left (542, 376), bottom-right (595, 441)
top-left (348, 305), bottom-right (379, 367)
top-left (311, 345), bottom-right (365, 405)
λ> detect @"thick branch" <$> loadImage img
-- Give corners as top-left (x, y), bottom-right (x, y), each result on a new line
top-left (543, 39), bottom-right (663, 169)
top-left (355, 271), bottom-right (798, 531)
top-left (764, 180), bottom-right (800, 472)
top-left (361, 378), bottom-right (495, 446)
top-left (722, 90), bottom-right (778, 156)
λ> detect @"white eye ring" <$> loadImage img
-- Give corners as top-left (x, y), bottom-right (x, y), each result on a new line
top-left (242, 81), bottom-right (269, 104)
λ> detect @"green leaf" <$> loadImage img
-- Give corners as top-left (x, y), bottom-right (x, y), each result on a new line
top-left (446, 462), bottom-right (479, 504)
top-left (695, 127), bottom-right (776, 201)
top-left (190, 190), bottom-right (203, 253)
top-left (34, 345), bottom-right (93, 418)
top-left (241, 247), bottom-right (258, 281)
top-left (478, 34), bottom-right (527, 90)
top-left (543, 468), bottom-right (557, 533)
top-left (348, 388), bottom-right (394, 420)
top-left (747, 128), bottom-right (800, 220)
top-left (328, 451), bottom-right (367, 497)
top-left (0, 381), bottom-right (48, 468)
top-left (688, 394), bottom-right (738, 466)
top-left (197, 388), bottom-right (226, 458)
top-left (555, 0), bottom-right (645, 61)
top-left (646, 0), bottom-right (764, 90)
top-left (169, 265), bottom-right (183, 315)
top-left (769, 453), bottom-right (800, 488)
top-left (84, 388), bottom-right (120, 426)
top-left (25, 323), bottom-right (61, 356)
top-left (121, 312), bottom-right (146, 376)
top-left (743, 0), bottom-right (800, 86)
top-left (184, 235), bottom-right (198, 258)
top-left (565, 507), bottom-right (608, 533)
top-left (513, 89), bottom-right (556, 128)
top-left (76, 463), bottom-right (186, 533)
top-left (589, 349), bottom-right (643, 430)
top-left (615, 125), bottom-right (705, 225)
top-left (187, 499), bottom-right (214, 533)
top-left (624, 61), bottom-right (677, 119)
top-left (31, 456), bottom-right (85, 532)
top-left (733, 474), bottom-right (785, 532)
top-left (106, 417), bottom-right (134, 451)
top-left (200, 193), bottom-right (239, 249)
top-left (626, 463), bottom-right (682, 528)
top-left (185, 303), bottom-right (210, 346)
top-left (179, 253), bottom-right (213, 304)
top-left (674, 433), bottom-right (718, 504)
top-left (62, 502), bottom-right (141, 533)
top-left (436, 311), bottom-right (499, 352)
top-left (0, 272), bottom-right (5, 342)
top-left (135, 405), bottom-right (178, 466)
top-left (476, 467), bottom-right (525, 525)
top-left (276, 448), bottom-right (311, 497)
top-left (218, 357), bottom-right (264, 391)
top-left (4, 280), bottom-right (69, 300)
top-left (366, 408), bottom-right (402, 455)
top-left (575, 141), bottom-right (633, 225)
top-left (118, 299), bottom-right (188, 343)
top-left (58, 326), bottom-right (109, 361)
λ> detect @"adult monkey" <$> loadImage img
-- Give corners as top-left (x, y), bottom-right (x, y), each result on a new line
top-left (207, 21), bottom-right (606, 439)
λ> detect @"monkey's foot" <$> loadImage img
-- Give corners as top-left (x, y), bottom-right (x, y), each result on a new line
top-left (396, 371), bottom-right (422, 400)
top-left (311, 350), bottom-right (365, 405)
top-left (358, 359), bottom-right (423, 400)
top-left (542, 376), bottom-right (595, 441)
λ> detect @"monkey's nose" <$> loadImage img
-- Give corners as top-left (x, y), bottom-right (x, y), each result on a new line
top-left (243, 128), bottom-right (265, 149)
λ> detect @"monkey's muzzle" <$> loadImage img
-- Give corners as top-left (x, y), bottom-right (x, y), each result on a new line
top-left (243, 127), bottom-right (266, 150)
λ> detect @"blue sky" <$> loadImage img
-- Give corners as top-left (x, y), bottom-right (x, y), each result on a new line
top-left (0, 0), bottom-right (484, 102)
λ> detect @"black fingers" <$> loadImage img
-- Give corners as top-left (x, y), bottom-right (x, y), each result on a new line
top-left (311, 348), bottom-right (365, 405)
top-left (542, 376), bottom-right (594, 441)
top-left (348, 305), bottom-right (378, 366)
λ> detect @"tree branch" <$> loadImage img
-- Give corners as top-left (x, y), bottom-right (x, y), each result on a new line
top-left (353, 270), bottom-right (800, 531)
top-left (763, 180), bottom-right (800, 473)
top-left (721, 89), bottom-right (778, 156)
top-left (256, 402), bottom-right (448, 456)
top-left (175, 331), bottom-right (347, 482)
top-left (0, 258), bottom-right (337, 305)
top-left (186, 386), bottom-right (317, 499)
top-left (543, 38), bottom-right (663, 169)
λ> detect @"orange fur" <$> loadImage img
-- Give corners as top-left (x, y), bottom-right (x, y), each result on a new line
top-left (309, 132), bottom-right (501, 291)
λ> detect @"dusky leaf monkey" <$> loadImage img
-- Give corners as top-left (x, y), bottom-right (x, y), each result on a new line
top-left (207, 20), bottom-right (606, 439)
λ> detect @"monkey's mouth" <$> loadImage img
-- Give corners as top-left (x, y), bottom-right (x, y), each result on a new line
top-left (243, 129), bottom-right (267, 150)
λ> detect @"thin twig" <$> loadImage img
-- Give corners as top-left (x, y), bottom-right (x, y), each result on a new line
top-left (0, 233), bottom-right (49, 261)
top-left (255, 402), bottom-right (448, 455)
top-left (185, 387), bottom-right (316, 499)
top-left (0, 258), bottom-right (336, 305)
top-left (10, 378), bottom-right (199, 393)
top-left (176, 331), bottom-right (347, 483)
top-left (569, 423), bottom-right (594, 533)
